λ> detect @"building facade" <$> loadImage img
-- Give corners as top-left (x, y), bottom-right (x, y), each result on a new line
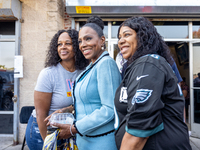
top-left (0, 0), bottom-right (200, 144)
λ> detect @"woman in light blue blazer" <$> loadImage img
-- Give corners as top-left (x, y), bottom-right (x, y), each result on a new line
top-left (52, 16), bottom-right (121, 150)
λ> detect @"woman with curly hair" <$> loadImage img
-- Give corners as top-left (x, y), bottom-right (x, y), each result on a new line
top-left (25, 29), bottom-right (89, 150)
top-left (114, 17), bottom-right (191, 150)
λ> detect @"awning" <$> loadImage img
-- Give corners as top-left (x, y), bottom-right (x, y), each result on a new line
top-left (65, 0), bottom-right (200, 18)
top-left (0, 0), bottom-right (21, 20)
top-left (66, 6), bottom-right (200, 18)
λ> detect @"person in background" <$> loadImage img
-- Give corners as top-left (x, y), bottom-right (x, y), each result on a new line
top-left (0, 75), bottom-right (5, 110)
top-left (181, 77), bottom-right (190, 121)
top-left (171, 61), bottom-right (183, 84)
top-left (25, 29), bottom-right (89, 150)
top-left (115, 52), bottom-right (127, 74)
top-left (193, 74), bottom-right (198, 80)
top-left (51, 15), bottom-right (121, 150)
top-left (114, 16), bottom-right (191, 150)
top-left (194, 72), bottom-right (200, 87)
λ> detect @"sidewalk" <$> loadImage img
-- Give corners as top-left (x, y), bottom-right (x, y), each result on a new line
top-left (190, 137), bottom-right (200, 150)
top-left (1, 136), bottom-right (200, 150)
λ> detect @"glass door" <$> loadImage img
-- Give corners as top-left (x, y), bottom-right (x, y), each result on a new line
top-left (110, 40), bottom-right (119, 60)
top-left (191, 42), bottom-right (200, 138)
top-left (110, 40), bottom-right (127, 73)
top-left (0, 38), bottom-right (15, 135)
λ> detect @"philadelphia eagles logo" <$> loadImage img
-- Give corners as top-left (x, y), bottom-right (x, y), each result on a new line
top-left (132, 89), bottom-right (153, 105)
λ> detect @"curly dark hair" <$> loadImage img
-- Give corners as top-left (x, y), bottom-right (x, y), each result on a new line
top-left (118, 16), bottom-right (173, 65)
top-left (45, 29), bottom-right (89, 69)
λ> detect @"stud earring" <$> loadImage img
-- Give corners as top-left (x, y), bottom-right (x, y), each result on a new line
top-left (101, 46), bottom-right (104, 50)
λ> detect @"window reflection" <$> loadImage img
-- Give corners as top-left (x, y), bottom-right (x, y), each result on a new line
top-left (152, 21), bottom-right (188, 39)
top-left (111, 21), bottom-right (123, 38)
top-left (0, 114), bottom-right (13, 134)
top-left (113, 44), bottom-right (120, 60)
top-left (194, 89), bottom-right (200, 123)
top-left (193, 43), bottom-right (200, 123)
top-left (0, 42), bottom-right (14, 111)
top-left (104, 25), bottom-right (108, 38)
top-left (105, 41), bottom-right (108, 51)
top-left (193, 22), bottom-right (200, 39)
top-left (193, 43), bottom-right (200, 87)
top-left (0, 22), bottom-right (15, 35)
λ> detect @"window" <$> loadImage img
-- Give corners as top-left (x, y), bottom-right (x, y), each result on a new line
top-left (152, 21), bottom-right (188, 39)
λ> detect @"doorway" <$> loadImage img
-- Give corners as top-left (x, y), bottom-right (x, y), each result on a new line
top-left (191, 42), bottom-right (200, 138)
top-left (167, 42), bottom-right (189, 83)
top-left (168, 42), bottom-right (190, 123)
top-left (0, 22), bottom-right (15, 136)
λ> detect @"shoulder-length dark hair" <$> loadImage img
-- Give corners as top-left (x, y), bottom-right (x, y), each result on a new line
top-left (45, 29), bottom-right (89, 69)
top-left (118, 16), bottom-right (173, 65)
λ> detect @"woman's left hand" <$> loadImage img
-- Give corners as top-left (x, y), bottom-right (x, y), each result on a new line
top-left (44, 109), bottom-right (63, 126)
top-left (44, 105), bottom-right (74, 126)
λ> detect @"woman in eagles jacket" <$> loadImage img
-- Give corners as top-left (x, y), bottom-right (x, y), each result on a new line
top-left (114, 16), bottom-right (191, 150)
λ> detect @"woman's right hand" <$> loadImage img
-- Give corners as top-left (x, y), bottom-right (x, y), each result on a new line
top-left (51, 123), bottom-right (77, 140)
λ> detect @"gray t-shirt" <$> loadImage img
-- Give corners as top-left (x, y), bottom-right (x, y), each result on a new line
top-left (33, 63), bottom-right (83, 116)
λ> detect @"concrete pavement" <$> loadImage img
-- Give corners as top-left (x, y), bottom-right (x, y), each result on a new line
top-left (190, 137), bottom-right (200, 150)
top-left (0, 136), bottom-right (200, 150)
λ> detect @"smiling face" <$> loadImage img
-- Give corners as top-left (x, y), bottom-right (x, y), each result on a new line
top-left (118, 26), bottom-right (138, 60)
top-left (78, 26), bottom-right (105, 63)
top-left (57, 32), bottom-right (75, 62)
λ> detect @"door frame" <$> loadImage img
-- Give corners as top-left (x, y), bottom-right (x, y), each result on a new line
top-left (0, 2), bottom-right (22, 144)
top-left (190, 41), bottom-right (200, 138)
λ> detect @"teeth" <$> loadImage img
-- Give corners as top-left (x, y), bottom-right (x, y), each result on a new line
top-left (61, 51), bottom-right (67, 54)
top-left (121, 47), bottom-right (128, 51)
top-left (83, 50), bottom-right (90, 54)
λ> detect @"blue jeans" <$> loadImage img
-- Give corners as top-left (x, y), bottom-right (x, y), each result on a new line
top-left (25, 115), bottom-right (43, 150)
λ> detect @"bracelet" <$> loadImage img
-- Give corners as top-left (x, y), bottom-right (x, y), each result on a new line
top-left (74, 122), bottom-right (83, 136)
top-left (70, 124), bottom-right (74, 136)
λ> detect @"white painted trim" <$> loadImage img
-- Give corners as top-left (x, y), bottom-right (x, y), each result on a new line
top-left (71, 18), bottom-right (75, 29)
top-left (75, 22), bottom-right (80, 31)
top-left (0, 134), bottom-right (13, 137)
top-left (0, 39), bottom-right (15, 42)
top-left (0, 111), bottom-right (14, 114)
top-left (108, 22), bottom-right (112, 56)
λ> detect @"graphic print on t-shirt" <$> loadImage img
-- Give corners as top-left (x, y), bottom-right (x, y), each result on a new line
top-left (66, 79), bottom-right (74, 97)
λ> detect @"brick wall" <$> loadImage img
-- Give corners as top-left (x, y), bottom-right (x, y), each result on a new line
top-left (64, 11), bottom-right (72, 29)
top-left (18, 0), bottom-right (71, 143)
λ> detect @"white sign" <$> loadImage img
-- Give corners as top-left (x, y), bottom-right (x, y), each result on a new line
top-left (14, 55), bottom-right (23, 78)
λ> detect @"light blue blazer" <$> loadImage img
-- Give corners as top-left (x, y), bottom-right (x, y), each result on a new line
top-left (73, 51), bottom-right (121, 150)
